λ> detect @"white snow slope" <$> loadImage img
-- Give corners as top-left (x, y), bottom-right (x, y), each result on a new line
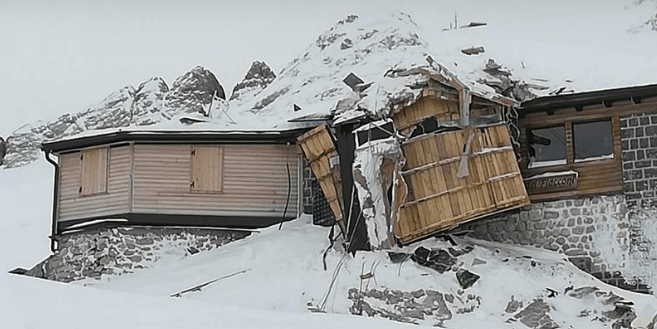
top-left (2, 160), bottom-right (657, 329)
top-left (0, 160), bottom-right (415, 329)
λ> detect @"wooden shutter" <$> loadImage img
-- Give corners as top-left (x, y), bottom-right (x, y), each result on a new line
top-left (80, 147), bottom-right (108, 195)
top-left (191, 146), bottom-right (223, 192)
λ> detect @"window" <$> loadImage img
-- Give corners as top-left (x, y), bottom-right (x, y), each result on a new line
top-left (80, 147), bottom-right (108, 195)
top-left (527, 126), bottom-right (567, 168)
top-left (191, 146), bottom-right (223, 192)
top-left (573, 120), bottom-right (613, 162)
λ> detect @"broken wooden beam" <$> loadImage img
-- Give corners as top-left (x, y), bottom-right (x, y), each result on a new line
top-left (461, 46), bottom-right (485, 56)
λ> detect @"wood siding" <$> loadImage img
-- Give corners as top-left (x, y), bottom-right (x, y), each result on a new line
top-left (395, 124), bottom-right (530, 243)
top-left (131, 144), bottom-right (301, 218)
top-left (58, 146), bottom-right (131, 223)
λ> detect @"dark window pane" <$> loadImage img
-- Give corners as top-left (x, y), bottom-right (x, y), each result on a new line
top-left (528, 126), bottom-right (567, 165)
top-left (573, 120), bottom-right (613, 160)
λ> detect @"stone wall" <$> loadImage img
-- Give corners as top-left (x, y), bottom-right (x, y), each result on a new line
top-left (26, 226), bottom-right (250, 282)
top-left (302, 159), bottom-right (314, 214)
top-left (620, 112), bottom-right (657, 208)
top-left (459, 195), bottom-right (651, 293)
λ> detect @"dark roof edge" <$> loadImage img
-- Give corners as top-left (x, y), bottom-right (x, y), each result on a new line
top-left (41, 128), bottom-right (311, 153)
top-left (520, 83), bottom-right (657, 113)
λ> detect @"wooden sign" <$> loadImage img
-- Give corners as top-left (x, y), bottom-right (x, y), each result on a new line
top-left (524, 171), bottom-right (578, 194)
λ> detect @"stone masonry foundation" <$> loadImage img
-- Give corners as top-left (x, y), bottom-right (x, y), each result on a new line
top-left (459, 195), bottom-right (651, 293)
top-left (25, 226), bottom-right (250, 282)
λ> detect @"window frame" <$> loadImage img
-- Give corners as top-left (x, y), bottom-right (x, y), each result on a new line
top-left (571, 119), bottom-right (615, 163)
top-left (527, 125), bottom-right (568, 168)
top-left (190, 145), bottom-right (224, 193)
top-left (79, 146), bottom-right (109, 196)
top-left (525, 117), bottom-right (616, 169)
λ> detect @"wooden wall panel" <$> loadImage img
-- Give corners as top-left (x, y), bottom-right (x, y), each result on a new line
top-left (392, 96), bottom-right (459, 131)
top-left (395, 124), bottom-right (529, 243)
top-left (297, 125), bottom-right (344, 223)
top-left (192, 146), bottom-right (222, 192)
top-left (132, 144), bottom-right (301, 218)
top-left (58, 146), bottom-right (131, 222)
top-left (519, 104), bottom-right (636, 201)
top-left (80, 147), bottom-right (108, 195)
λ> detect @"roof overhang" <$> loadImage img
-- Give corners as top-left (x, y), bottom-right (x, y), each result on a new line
top-left (520, 83), bottom-right (657, 114)
top-left (41, 128), bottom-right (310, 154)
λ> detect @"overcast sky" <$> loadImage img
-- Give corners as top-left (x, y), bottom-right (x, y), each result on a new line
top-left (1, 0), bottom-right (655, 137)
top-left (0, 0), bottom-right (409, 136)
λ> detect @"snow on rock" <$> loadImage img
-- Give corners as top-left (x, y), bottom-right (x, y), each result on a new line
top-left (629, 0), bottom-right (657, 32)
top-left (132, 77), bottom-right (171, 125)
top-left (229, 60), bottom-right (276, 103)
top-left (225, 13), bottom-right (442, 129)
top-left (1, 67), bottom-right (227, 169)
top-left (164, 65), bottom-right (226, 116)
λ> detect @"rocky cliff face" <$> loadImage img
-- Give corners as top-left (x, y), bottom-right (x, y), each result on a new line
top-left (229, 61), bottom-right (276, 102)
top-left (165, 66), bottom-right (225, 116)
top-left (133, 77), bottom-right (170, 125)
top-left (2, 66), bottom-right (226, 169)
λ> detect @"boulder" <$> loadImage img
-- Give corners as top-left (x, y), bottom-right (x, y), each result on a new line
top-left (456, 269), bottom-right (480, 289)
top-left (165, 66), bottom-right (225, 115)
top-left (411, 247), bottom-right (457, 274)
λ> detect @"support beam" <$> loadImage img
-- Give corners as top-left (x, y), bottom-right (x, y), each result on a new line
top-left (335, 123), bottom-right (370, 253)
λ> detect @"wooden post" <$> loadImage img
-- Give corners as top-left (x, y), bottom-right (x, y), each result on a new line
top-left (335, 122), bottom-right (370, 253)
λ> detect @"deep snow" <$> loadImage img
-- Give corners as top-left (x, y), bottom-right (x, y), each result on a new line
top-left (2, 160), bottom-right (657, 328)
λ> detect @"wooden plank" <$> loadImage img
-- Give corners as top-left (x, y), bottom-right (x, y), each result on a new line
top-left (395, 124), bottom-right (529, 243)
top-left (191, 146), bottom-right (222, 192)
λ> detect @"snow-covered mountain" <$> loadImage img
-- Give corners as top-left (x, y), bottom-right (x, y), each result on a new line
top-left (0, 65), bottom-right (231, 168)
top-left (229, 60), bottom-right (276, 103)
top-left (3, 5), bottom-right (657, 169)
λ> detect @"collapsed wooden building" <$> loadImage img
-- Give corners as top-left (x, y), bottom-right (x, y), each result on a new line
top-left (297, 67), bottom-right (531, 251)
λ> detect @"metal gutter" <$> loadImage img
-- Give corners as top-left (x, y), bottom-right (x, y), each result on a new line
top-left (41, 128), bottom-right (311, 153)
top-left (521, 83), bottom-right (657, 113)
top-left (43, 149), bottom-right (60, 252)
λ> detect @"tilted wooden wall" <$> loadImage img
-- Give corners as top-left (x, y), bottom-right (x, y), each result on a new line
top-left (58, 145), bottom-right (131, 223)
top-left (297, 125), bottom-right (344, 224)
top-left (395, 124), bottom-right (530, 243)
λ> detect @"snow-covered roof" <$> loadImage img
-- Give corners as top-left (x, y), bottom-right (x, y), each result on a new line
top-left (41, 127), bottom-right (306, 153)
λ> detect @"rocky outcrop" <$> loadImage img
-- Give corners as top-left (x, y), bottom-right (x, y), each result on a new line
top-left (2, 66), bottom-right (225, 169)
top-left (165, 66), bottom-right (225, 116)
top-left (229, 61), bottom-right (276, 101)
top-left (81, 85), bottom-right (136, 130)
top-left (0, 136), bottom-right (5, 166)
top-left (649, 11), bottom-right (657, 31)
top-left (133, 77), bottom-right (170, 125)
